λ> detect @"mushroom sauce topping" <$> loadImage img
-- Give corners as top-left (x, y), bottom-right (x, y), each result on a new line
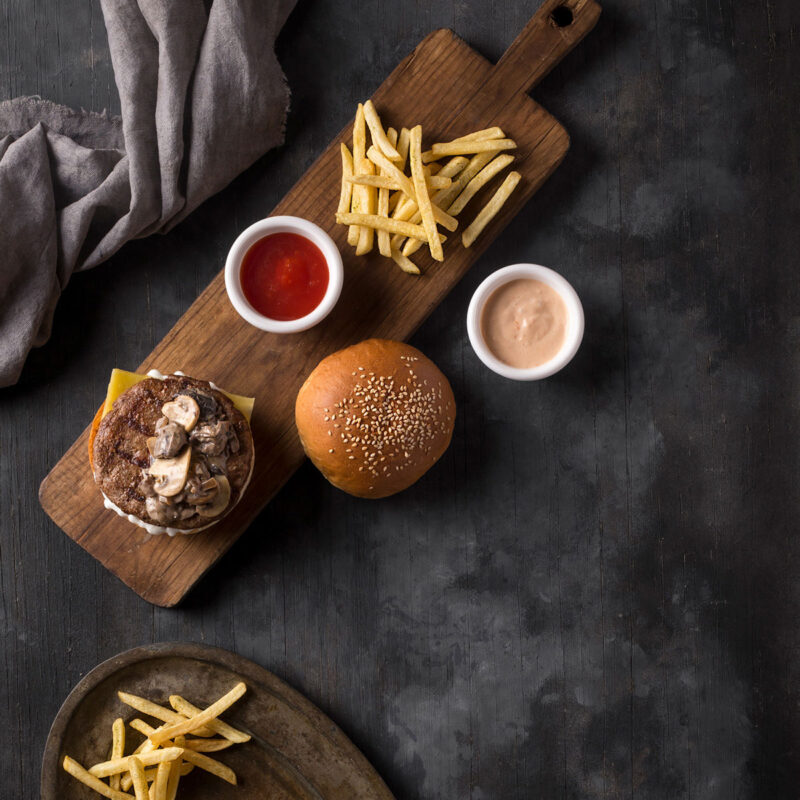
top-left (140, 391), bottom-right (241, 524)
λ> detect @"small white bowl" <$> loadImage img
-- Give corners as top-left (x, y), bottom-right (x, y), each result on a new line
top-left (467, 263), bottom-right (584, 380)
top-left (224, 216), bottom-right (343, 334)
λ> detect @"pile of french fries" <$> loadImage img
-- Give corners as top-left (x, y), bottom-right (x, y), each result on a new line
top-left (62, 682), bottom-right (249, 800)
top-left (336, 100), bottom-right (521, 274)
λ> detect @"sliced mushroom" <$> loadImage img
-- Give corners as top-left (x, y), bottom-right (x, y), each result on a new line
top-left (197, 474), bottom-right (231, 517)
top-left (151, 421), bottom-right (187, 458)
top-left (162, 394), bottom-right (200, 432)
top-left (148, 447), bottom-right (191, 497)
top-left (185, 477), bottom-right (219, 505)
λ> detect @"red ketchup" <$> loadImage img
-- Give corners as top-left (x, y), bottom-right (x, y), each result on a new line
top-left (240, 232), bottom-right (329, 321)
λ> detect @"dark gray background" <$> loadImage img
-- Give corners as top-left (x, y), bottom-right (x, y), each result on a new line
top-left (2, 1), bottom-right (798, 798)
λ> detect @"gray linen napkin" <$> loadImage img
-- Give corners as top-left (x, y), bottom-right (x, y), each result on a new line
top-left (0, 0), bottom-right (296, 387)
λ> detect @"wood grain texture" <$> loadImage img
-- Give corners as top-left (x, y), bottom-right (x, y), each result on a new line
top-left (3, 1), bottom-right (800, 799)
top-left (38, 0), bottom-right (601, 607)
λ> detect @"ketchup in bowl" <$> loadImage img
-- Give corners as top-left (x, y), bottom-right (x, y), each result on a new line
top-left (240, 232), bottom-right (329, 321)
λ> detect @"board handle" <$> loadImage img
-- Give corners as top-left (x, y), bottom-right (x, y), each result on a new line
top-left (492, 0), bottom-right (601, 96)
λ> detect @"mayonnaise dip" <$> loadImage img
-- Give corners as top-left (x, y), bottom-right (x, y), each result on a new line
top-left (480, 278), bottom-right (567, 369)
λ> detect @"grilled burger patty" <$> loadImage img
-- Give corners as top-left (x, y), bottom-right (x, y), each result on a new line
top-left (92, 375), bottom-right (254, 530)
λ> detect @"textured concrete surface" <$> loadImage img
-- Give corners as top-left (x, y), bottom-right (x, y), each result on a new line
top-left (1, 1), bottom-right (798, 798)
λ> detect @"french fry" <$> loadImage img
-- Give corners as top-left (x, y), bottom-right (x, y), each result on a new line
top-left (436, 156), bottom-right (470, 179)
top-left (152, 762), bottom-right (170, 800)
top-left (62, 756), bottom-right (133, 800)
top-left (446, 153), bottom-right (515, 217)
top-left (462, 171), bottom-right (521, 247)
top-left (183, 738), bottom-right (235, 753)
top-left (409, 126), bottom-right (442, 261)
top-left (89, 747), bottom-right (184, 778)
top-left (429, 151), bottom-right (496, 213)
top-left (397, 154), bottom-right (474, 256)
top-left (121, 731), bottom-right (157, 793)
top-left (116, 692), bottom-right (214, 737)
top-left (390, 247), bottom-right (421, 275)
top-left (181, 748), bottom-right (237, 785)
top-left (396, 128), bottom-right (411, 171)
top-left (377, 127), bottom-right (398, 257)
top-left (422, 137), bottom-right (516, 162)
top-left (168, 695), bottom-right (250, 744)
top-left (355, 159), bottom-right (376, 255)
top-left (130, 716), bottom-right (234, 753)
top-left (128, 762), bottom-right (192, 787)
top-left (121, 756), bottom-right (192, 793)
top-left (347, 173), bottom-right (451, 191)
top-left (387, 190), bottom-right (402, 213)
top-left (337, 143), bottom-right (354, 220)
top-left (367, 146), bottom-right (457, 231)
top-left (110, 717), bottom-right (125, 791)
top-left (335, 106), bottom-right (517, 273)
top-left (148, 683), bottom-right (247, 747)
top-left (348, 103), bottom-right (367, 245)
top-left (336, 212), bottom-right (429, 241)
top-left (165, 762), bottom-right (181, 800)
top-left (450, 126), bottom-right (505, 142)
top-left (128, 757), bottom-right (149, 800)
top-left (128, 718), bottom-right (160, 737)
top-left (363, 100), bottom-right (400, 160)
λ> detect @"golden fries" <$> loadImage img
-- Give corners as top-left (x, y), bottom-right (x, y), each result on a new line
top-left (337, 144), bottom-right (354, 217)
top-left (348, 103), bottom-right (367, 245)
top-left (62, 756), bottom-right (132, 800)
top-left (409, 125), bottom-right (442, 261)
top-left (377, 127), bottom-right (397, 257)
top-left (63, 683), bottom-right (248, 800)
top-left (347, 173), bottom-right (450, 191)
top-left (128, 757), bottom-right (149, 800)
top-left (363, 100), bottom-right (400, 160)
top-left (168, 695), bottom-right (250, 743)
top-left (390, 247), bottom-right (422, 275)
top-left (450, 126), bottom-right (505, 142)
top-left (89, 747), bottom-right (184, 778)
top-left (396, 128), bottom-right (411, 171)
top-left (336, 212), bottom-right (430, 241)
top-left (180, 749), bottom-right (237, 785)
top-left (110, 718), bottom-right (125, 791)
top-left (152, 761), bottom-right (170, 800)
top-left (336, 101), bottom-right (520, 273)
top-left (117, 692), bottom-right (214, 737)
top-left (148, 682), bottom-right (247, 746)
top-left (462, 171), bottom-right (521, 247)
top-left (447, 153), bottom-right (515, 217)
top-left (355, 159), bottom-right (376, 256)
top-left (422, 137), bottom-right (517, 162)
top-left (165, 761), bottom-right (181, 800)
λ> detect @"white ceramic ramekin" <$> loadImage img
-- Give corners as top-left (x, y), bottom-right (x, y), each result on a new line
top-left (467, 263), bottom-right (584, 380)
top-left (224, 216), bottom-right (343, 334)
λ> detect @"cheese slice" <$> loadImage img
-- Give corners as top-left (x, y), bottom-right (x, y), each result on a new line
top-left (101, 369), bottom-right (254, 422)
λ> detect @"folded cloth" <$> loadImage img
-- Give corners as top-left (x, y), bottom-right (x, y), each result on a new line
top-left (0, 0), bottom-right (296, 387)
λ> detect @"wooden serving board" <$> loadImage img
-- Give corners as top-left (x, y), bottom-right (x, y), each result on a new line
top-left (39, 0), bottom-right (601, 607)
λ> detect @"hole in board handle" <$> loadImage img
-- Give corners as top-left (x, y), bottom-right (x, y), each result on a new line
top-left (550, 5), bottom-right (574, 26)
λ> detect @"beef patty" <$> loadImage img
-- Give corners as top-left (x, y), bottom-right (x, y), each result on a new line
top-left (92, 375), bottom-right (254, 530)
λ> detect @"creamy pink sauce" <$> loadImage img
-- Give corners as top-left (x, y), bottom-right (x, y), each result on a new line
top-left (480, 278), bottom-right (567, 368)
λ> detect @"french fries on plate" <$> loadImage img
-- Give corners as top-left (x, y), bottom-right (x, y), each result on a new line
top-left (62, 682), bottom-right (249, 800)
top-left (336, 101), bottom-right (521, 273)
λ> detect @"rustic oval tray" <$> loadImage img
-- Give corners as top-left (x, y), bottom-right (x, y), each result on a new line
top-left (41, 642), bottom-right (394, 800)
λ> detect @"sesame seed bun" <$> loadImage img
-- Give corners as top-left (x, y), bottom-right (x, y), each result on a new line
top-left (295, 339), bottom-right (456, 499)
